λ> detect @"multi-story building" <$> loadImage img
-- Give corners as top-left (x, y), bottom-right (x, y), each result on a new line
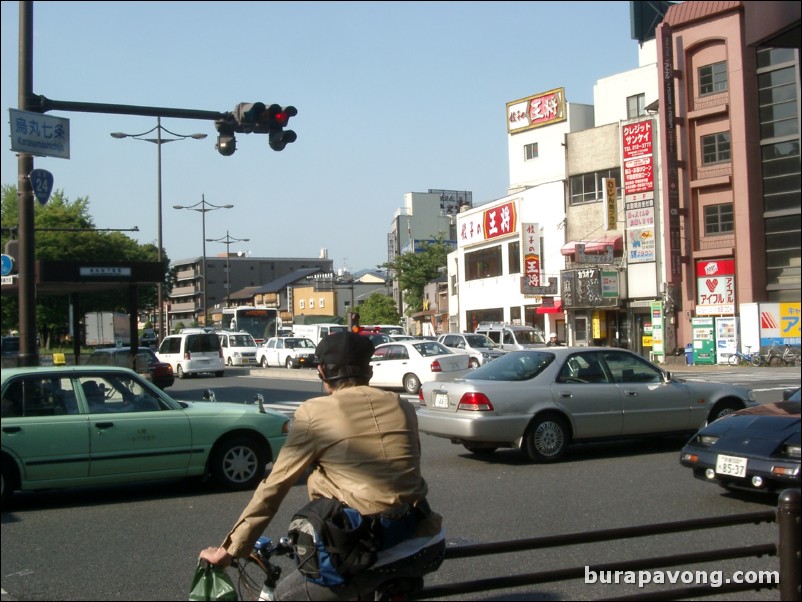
top-left (167, 253), bottom-right (333, 330)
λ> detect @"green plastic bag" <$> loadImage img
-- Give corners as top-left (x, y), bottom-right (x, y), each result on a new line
top-left (189, 559), bottom-right (237, 601)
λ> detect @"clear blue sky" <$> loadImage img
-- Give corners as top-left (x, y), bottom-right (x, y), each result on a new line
top-left (2, 1), bottom-right (640, 273)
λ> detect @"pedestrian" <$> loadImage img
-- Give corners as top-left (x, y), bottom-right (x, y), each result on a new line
top-left (546, 332), bottom-right (563, 347)
top-left (199, 331), bottom-right (445, 600)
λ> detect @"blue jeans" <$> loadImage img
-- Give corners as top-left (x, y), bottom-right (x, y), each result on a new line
top-left (275, 539), bottom-right (445, 601)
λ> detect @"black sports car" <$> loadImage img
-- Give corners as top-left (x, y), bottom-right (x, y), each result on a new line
top-left (680, 388), bottom-right (800, 494)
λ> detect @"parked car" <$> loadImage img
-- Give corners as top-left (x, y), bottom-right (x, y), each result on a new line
top-left (437, 332), bottom-right (507, 368)
top-left (87, 346), bottom-right (174, 389)
top-left (474, 322), bottom-right (546, 351)
top-left (417, 347), bottom-right (757, 462)
top-left (0, 365), bottom-right (290, 505)
top-left (370, 340), bottom-right (472, 395)
top-left (258, 336), bottom-right (318, 369)
top-left (679, 387), bottom-right (800, 494)
top-left (360, 332), bottom-right (392, 347)
top-left (156, 331), bottom-right (224, 378)
top-left (217, 330), bottom-right (259, 367)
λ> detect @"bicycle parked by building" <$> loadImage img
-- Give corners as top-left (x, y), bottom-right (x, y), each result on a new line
top-left (727, 345), bottom-right (763, 367)
top-left (764, 341), bottom-right (801, 367)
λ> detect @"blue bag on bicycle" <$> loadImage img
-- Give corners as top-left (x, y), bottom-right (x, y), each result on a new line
top-left (288, 497), bottom-right (379, 586)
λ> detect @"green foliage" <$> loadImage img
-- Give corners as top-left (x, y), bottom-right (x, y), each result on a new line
top-left (1, 185), bottom-right (170, 347)
top-left (355, 293), bottom-right (401, 325)
top-left (381, 235), bottom-right (451, 315)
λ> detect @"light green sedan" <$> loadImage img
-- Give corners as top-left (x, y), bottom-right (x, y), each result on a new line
top-left (1, 365), bottom-right (289, 506)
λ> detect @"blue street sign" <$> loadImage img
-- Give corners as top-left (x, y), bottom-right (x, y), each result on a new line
top-left (1, 254), bottom-right (13, 277)
top-left (30, 169), bottom-right (54, 206)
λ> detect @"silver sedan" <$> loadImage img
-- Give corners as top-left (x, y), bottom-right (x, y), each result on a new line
top-left (417, 347), bottom-right (757, 462)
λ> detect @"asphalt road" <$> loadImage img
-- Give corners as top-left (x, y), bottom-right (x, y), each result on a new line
top-left (1, 366), bottom-right (798, 601)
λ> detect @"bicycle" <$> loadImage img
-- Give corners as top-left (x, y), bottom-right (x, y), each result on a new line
top-left (727, 345), bottom-right (763, 367)
top-left (234, 535), bottom-right (426, 601)
top-left (765, 342), bottom-right (801, 367)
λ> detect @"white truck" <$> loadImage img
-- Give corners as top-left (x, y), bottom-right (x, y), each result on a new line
top-left (291, 323), bottom-right (348, 346)
top-left (474, 322), bottom-right (545, 351)
top-left (84, 312), bottom-right (131, 347)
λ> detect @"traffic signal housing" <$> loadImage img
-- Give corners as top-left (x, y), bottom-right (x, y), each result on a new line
top-left (215, 120), bottom-right (237, 156)
top-left (349, 312), bottom-right (361, 333)
top-left (231, 102), bottom-right (297, 151)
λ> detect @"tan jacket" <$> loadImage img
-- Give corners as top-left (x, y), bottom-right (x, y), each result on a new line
top-left (221, 385), bottom-right (439, 558)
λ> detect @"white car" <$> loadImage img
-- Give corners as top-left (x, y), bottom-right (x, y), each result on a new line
top-left (258, 337), bottom-right (318, 369)
top-left (370, 340), bottom-right (471, 395)
top-left (437, 333), bottom-right (507, 368)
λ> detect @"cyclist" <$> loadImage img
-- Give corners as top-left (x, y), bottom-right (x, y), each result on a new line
top-left (200, 331), bottom-right (445, 600)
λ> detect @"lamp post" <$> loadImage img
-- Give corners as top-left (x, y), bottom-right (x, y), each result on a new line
top-left (206, 230), bottom-right (250, 308)
top-left (173, 196), bottom-right (233, 326)
top-left (111, 117), bottom-right (206, 340)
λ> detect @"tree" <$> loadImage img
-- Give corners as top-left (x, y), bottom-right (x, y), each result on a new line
top-left (1, 185), bottom-right (169, 348)
top-left (355, 293), bottom-right (401, 325)
top-left (381, 235), bottom-right (452, 315)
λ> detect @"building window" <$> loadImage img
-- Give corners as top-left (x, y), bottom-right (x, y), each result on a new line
top-left (508, 241), bottom-right (521, 274)
top-left (299, 300), bottom-right (305, 310)
top-left (524, 142), bottom-right (538, 161)
top-left (309, 299), bottom-right (315, 309)
top-left (319, 298), bottom-right (325, 308)
top-left (698, 61), bottom-right (728, 95)
top-left (701, 132), bottom-right (731, 164)
top-left (758, 63), bottom-right (799, 139)
top-left (626, 94), bottom-right (645, 119)
top-left (569, 168), bottom-right (621, 205)
top-left (465, 246), bottom-right (503, 281)
top-left (703, 203), bottom-right (734, 235)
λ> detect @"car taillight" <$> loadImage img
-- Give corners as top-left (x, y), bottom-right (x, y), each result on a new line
top-left (219, 349), bottom-right (223, 358)
top-left (184, 351), bottom-right (191, 360)
top-left (457, 392), bottom-right (493, 411)
top-left (418, 389), bottom-right (426, 406)
top-left (430, 360), bottom-right (442, 373)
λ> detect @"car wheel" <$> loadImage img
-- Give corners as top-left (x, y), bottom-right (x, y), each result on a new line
top-left (524, 415), bottom-right (569, 463)
top-left (286, 358), bottom-right (294, 370)
top-left (469, 358), bottom-right (480, 369)
top-left (403, 373), bottom-right (421, 394)
top-left (261, 357), bottom-right (269, 368)
top-left (176, 365), bottom-right (185, 379)
top-left (215, 370), bottom-right (224, 378)
top-left (210, 436), bottom-right (268, 490)
top-left (708, 401), bottom-right (742, 423)
top-left (463, 443), bottom-right (498, 456)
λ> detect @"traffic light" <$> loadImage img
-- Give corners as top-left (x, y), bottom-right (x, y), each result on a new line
top-left (214, 118), bottom-right (237, 156)
top-left (349, 312), bottom-right (361, 333)
top-left (231, 102), bottom-right (298, 151)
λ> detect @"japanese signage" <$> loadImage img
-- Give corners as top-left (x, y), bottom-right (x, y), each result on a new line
top-left (759, 302), bottom-right (801, 346)
top-left (506, 88), bottom-right (566, 134)
top-left (622, 118), bottom-right (656, 265)
top-left (651, 300), bottom-right (664, 356)
top-left (561, 268), bottom-right (619, 309)
top-left (521, 223), bottom-right (542, 294)
top-left (695, 259), bottom-right (735, 315)
top-left (604, 178), bottom-right (617, 231)
top-left (459, 200), bottom-right (518, 246)
top-left (9, 108), bottom-right (70, 159)
top-left (626, 227), bottom-right (655, 263)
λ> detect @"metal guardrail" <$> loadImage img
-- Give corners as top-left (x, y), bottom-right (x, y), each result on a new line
top-left (417, 488), bottom-right (800, 601)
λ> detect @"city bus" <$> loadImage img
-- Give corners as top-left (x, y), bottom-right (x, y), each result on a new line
top-left (221, 307), bottom-right (281, 344)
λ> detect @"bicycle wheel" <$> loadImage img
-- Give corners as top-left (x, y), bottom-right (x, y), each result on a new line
top-left (727, 353), bottom-right (739, 366)
top-left (749, 353), bottom-right (763, 367)
top-left (235, 556), bottom-right (269, 602)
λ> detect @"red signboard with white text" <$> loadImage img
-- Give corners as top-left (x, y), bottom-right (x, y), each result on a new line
top-left (695, 259), bottom-right (736, 315)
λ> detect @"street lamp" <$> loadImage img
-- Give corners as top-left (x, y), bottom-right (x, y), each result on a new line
top-left (206, 230), bottom-right (250, 308)
top-left (111, 117), bottom-right (206, 340)
top-left (173, 196), bottom-right (233, 326)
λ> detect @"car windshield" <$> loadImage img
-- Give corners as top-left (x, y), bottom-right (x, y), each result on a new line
top-left (465, 334), bottom-right (496, 349)
top-left (411, 341), bottom-right (452, 357)
top-left (467, 350), bottom-right (554, 381)
top-left (229, 335), bottom-right (254, 347)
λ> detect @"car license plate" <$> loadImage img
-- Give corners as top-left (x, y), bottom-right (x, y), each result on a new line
top-left (434, 393), bottom-right (449, 408)
top-left (716, 454), bottom-right (748, 478)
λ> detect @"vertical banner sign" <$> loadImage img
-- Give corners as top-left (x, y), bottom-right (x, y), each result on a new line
top-left (604, 178), bottom-right (617, 230)
top-left (650, 300), bottom-right (664, 358)
top-left (660, 24), bottom-right (682, 283)
top-left (521, 223), bottom-right (541, 294)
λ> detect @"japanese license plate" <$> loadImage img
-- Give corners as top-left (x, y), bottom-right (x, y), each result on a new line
top-left (434, 393), bottom-right (449, 409)
top-left (716, 454), bottom-right (748, 478)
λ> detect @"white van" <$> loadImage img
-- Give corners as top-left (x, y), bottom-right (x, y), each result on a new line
top-left (474, 322), bottom-right (546, 351)
top-left (291, 323), bottom-right (349, 346)
top-left (216, 330), bottom-right (259, 366)
top-left (156, 331), bottom-right (225, 378)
